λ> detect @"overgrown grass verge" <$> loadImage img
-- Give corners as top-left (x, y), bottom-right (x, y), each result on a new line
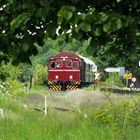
top-left (28, 85), bottom-right (50, 94)
top-left (0, 91), bottom-right (140, 140)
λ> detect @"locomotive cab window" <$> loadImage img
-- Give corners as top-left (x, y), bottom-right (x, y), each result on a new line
top-left (50, 61), bottom-right (56, 68)
top-left (56, 59), bottom-right (62, 68)
top-left (73, 61), bottom-right (79, 68)
top-left (66, 59), bottom-right (72, 67)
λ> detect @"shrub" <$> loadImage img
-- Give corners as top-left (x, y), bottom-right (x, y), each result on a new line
top-left (0, 80), bottom-right (10, 95)
top-left (8, 79), bottom-right (25, 96)
top-left (92, 100), bottom-right (140, 128)
top-left (0, 62), bottom-right (21, 81)
top-left (0, 79), bottom-right (25, 96)
top-left (93, 109), bottom-right (113, 125)
top-left (34, 64), bottom-right (48, 85)
top-left (106, 73), bottom-right (124, 88)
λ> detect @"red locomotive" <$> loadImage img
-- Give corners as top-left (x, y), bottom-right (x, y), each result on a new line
top-left (48, 52), bottom-right (97, 90)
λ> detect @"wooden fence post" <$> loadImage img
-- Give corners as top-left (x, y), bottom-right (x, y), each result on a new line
top-left (44, 96), bottom-right (48, 116)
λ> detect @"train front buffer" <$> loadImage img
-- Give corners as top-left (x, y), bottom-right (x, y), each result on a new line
top-left (48, 81), bottom-right (80, 91)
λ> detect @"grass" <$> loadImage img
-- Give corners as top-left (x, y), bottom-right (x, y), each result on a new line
top-left (0, 86), bottom-right (140, 140)
top-left (0, 109), bottom-right (140, 140)
top-left (28, 85), bottom-right (50, 94)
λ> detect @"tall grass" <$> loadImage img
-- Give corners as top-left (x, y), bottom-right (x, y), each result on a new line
top-left (28, 85), bottom-right (50, 94)
top-left (0, 92), bottom-right (140, 140)
top-left (0, 109), bottom-right (140, 140)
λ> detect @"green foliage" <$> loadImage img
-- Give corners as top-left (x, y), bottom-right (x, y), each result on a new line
top-left (4, 63), bottom-right (21, 80)
top-left (0, 63), bottom-right (25, 97)
top-left (57, 1), bottom-right (140, 74)
top-left (0, 65), bottom-right (9, 81)
top-left (78, 22), bottom-right (91, 32)
top-left (105, 73), bottom-right (124, 88)
top-left (10, 12), bottom-right (31, 33)
top-left (0, 79), bottom-right (25, 96)
top-left (0, 80), bottom-right (10, 95)
top-left (8, 79), bottom-right (25, 96)
top-left (113, 100), bottom-right (140, 128)
top-left (19, 63), bottom-right (33, 81)
top-left (57, 6), bottom-right (75, 24)
top-left (31, 37), bottom-right (93, 67)
top-left (0, 62), bottom-right (21, 81)
top-left (35, 64), bottom-right (48, 85)
top-left (90, 98), bottom-right (140, 140)
top-left (0, 0), bottom-right (140, 75)
top-left (94, 109), bottom-right (113, 124)
top-left (0, 91), bottom-right (140, 140)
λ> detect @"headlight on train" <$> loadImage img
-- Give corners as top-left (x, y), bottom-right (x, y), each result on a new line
top-left (55, 75), bottom-right (59, 79)
top-left (69, 75), bottom-right (73, 80)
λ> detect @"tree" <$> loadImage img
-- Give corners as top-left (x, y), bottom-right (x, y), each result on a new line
top-left (0, 0), bottom-right (82, 64)
top-left (56, 1), bottom-right (140, 72)
top-left (0, 0), bottom-right (140, 73)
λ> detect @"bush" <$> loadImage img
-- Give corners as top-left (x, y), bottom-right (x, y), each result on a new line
top-left (0, 62), bottom-right (21, 81)
top-left (106, 73), bottom-right (124, 88)
top-left (0, 80), bottom-right (10, 95)
top-left (34, 64), bottom-right (48, 85)
top-left (92, 100), bottom-right (140, 128)
top-left (0, 79), bottom-right (25, 96)
top-left (8, 79), bottom-right (25, 96)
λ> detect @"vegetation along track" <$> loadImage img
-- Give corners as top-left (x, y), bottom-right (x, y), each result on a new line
top-left (100, 87), bottom-right (140, 94)
top-left (25, 88), bottom-right (139, 112)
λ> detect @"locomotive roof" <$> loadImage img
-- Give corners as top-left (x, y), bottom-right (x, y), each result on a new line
top-left (51, 52), bottom-right (97, 72)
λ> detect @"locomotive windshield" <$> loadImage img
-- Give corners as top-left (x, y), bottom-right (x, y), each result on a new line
top-left (66, 59), bottom-right (72, 67)
top-left (56, 59), bottom-right (63, 68)
top-left (73, 61), bottom-right (79, 68)
top-left (50, 61), bottom-right (56, 68)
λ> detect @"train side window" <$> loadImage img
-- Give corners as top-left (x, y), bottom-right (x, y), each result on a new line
top-left (73, 61), bottom-right (79, 68)
top-left (57, 59), bottom-right (62, 67)
top-left (50, 61), bottom-right (56, 68)
top-left (66, 59), bottom-right (72, 67)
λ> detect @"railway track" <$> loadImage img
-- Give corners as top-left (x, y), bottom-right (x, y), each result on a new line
top-left (100, 87), bottom-right (140, 94)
